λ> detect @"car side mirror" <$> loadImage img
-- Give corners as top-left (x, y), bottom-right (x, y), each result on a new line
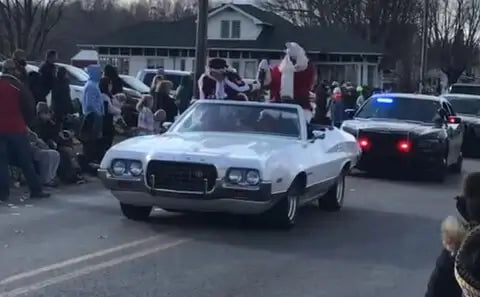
top-left (437, 108), bottom-right (448, 119)
top-left (311, 130), bottom-right (326, 141)
top-left (344, 109), bottom-right (356, 119)
top-left (162, 122), bottom-right (173, 130)
top-left (447, 116), bottom-right (461, 124)
top-left (433, 115), bottom-right (445, 127)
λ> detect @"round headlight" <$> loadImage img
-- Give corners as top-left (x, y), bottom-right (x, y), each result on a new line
top-left (112, 160), bottom-right (126, 176)
top-left (228, 169), bottom-right (243, 184)
top-left (129, 161), bottom-right (143, 176)
top-left (245, 170), bottom-right (260, 185)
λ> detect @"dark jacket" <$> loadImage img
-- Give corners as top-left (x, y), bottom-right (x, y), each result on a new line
top-left (52, 77), bottom-right (73, 120)
top-left (176, 76), bottom-right (193, 114)
top-left (103, 65), bottom-right (124, 95)
top-left (39, 61), bottom-right (56, 99)
top-left (79, 112), bottom-right (103, 142)
top-left (154, 93), bottom-right (178, 122)
top-left (424, 198), bottom-right (469, 297)
top-left (314, 83), bottom-right (328, 123)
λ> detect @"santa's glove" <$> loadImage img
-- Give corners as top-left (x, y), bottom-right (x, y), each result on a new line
top-left (258, 59), bottom-right (269, 71)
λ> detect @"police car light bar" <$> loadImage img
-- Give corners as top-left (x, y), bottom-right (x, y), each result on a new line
top-left (376, 98), bottom-right (393, 103)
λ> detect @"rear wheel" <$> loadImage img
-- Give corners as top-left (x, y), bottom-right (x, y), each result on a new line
top-left (267, 181), bottom-right (301, 229)
top-left (451, 153), bottom-right (463, 174)
top-left (120, 203), bottom-right (152, 221)
top-left (318, 169), bottom-right (346, 211)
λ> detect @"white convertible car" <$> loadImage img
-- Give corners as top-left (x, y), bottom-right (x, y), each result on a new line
top-left (99, 100), bottom-right (361, 228)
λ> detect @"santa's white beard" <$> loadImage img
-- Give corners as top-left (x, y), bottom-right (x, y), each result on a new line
top-left (304, 109), bottom-right (313, 123)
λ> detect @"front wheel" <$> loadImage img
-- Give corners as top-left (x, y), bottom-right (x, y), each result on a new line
top-left (120, 203), bottom-right (152, 221)
top-left (267, 182), bottom-right (301, 229)
top-left (318, 170), bottom-right (346, 211)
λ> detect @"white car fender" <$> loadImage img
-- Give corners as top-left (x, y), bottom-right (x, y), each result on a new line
top-left (263, 148), bottom-right (309, 195)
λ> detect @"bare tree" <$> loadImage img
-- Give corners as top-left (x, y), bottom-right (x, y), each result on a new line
top-left (428, 0), bottom-right (480, 84)
top-left (266, 0), bottom-right (421, 90)
top-left (0, 0), bottom-right (67, 58)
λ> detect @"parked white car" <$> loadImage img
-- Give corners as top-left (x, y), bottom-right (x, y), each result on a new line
top-left (99, 100), bottom-right (361, 228)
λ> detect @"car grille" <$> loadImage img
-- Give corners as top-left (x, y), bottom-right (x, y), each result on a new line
top-left (358, 131), bottom-right (409, 154)
top-left (146, 161), bottom-right (217, 193)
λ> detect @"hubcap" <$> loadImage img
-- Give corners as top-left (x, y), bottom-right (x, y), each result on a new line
top-left (336, 175), bottom-right (345, 204)
top-left (287, 194), bottom-right (298, 221)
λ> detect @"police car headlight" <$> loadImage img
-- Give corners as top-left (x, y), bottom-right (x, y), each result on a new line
top-left (129, 161), bottom-right (143, 176)
top-left (111, 160), bottom-right (126, 176)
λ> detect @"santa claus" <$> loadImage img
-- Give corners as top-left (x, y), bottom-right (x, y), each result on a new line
top-left (198, 58), bottom-right (250, 100)
top-left (257, 42), bottom-right (316, 122)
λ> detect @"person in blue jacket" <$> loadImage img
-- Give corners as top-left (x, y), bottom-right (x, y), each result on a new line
top-left (79, 65), bottom-right (104, 169)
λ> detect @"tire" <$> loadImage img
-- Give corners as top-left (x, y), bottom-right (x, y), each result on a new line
top-left (451, 153), bottom-right (463, 174)
top-left (432, 156), bottom-right (448, 183)
top-left (120, 203), bottom-right (152, 221)
top-left (318, 169), bottom-right (346, 211)
top-left (267, 181), bottom-right (301, 229)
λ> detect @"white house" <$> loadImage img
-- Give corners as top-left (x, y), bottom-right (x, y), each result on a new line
top-left (78, 3), bottom-right (384, 86)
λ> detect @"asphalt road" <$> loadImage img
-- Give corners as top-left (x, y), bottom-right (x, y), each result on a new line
top-left (1, 160), bottom-right (479, 297)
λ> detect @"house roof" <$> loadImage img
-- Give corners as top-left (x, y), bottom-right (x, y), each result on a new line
top-left (71, 50), bottom-right (98, 61)
top-left (89, 4), bottom-right (383, 55)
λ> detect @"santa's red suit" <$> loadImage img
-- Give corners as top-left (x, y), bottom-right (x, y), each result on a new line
top-left (198, 58), bottom-right (249, 100)
top-left (257, 42), bottom-right (316, 122)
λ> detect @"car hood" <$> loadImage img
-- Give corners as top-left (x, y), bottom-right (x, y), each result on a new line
top-left (109, 132), bottom-right (297, 161)
top-left (342, 119), bottom-right (436, 135)
top-left (458, 114), bottom-right (480, 125)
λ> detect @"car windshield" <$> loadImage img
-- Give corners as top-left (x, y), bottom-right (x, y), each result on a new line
top-left (173, 102), bottom-right (301, 138)
top-left (449, 85), bottom-right (480, 95)
top-left (356, 96), bottom-right (441, 123)
top-left (121, 75), bottom-right (149, 93)
top-left (445, 96), bottom-right (480, 116)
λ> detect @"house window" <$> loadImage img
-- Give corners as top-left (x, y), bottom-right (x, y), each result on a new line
top-left (231, 20), bottom-right (241, 38)
top-left (99, 56), bottom-right (130, 75)
top-left (244, 61), bottom-right (257, 79)
top-left (180, 59), bottom-right (186, 71)
top-left (147, 58), bottom-right (164, 69)
top-left (221, 20), bottom-right (230, 39)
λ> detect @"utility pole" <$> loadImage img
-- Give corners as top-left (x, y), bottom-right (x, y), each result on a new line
top-left (419, 0), bottom-right (428, 93)
top-left (193, 0), bottom-right (208, 97)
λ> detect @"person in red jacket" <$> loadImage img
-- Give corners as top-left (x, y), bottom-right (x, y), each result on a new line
top-left (0, 59), bottom-right (50, 201)
top-left (257, 42), bottom-right (316, 122)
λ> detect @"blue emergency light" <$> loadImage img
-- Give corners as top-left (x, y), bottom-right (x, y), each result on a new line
top-left (376, 98), bottom-right (393, 103)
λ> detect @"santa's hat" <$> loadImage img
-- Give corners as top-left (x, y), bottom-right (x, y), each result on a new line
top-left (284, 42), bottom-right (308, 67)
top-left (208, 58), bottom-right (228, 73)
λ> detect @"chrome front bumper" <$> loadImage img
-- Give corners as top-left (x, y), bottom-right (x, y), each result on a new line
top-left (98, 169), bottom-right (283, 215)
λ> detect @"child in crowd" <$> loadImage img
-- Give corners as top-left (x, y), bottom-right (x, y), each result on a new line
top-left (35, 102), bottom-right (85, 184)
top-left (136, 95), bottom-right (155, 135)
top-left (27, 126), bottom-right (60, 188)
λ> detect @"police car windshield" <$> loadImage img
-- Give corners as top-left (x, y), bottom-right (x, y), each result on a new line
top-left (173, 102), bottom-right (301, 138)
top-left (356, 96), bottom-right (441, 124)
top-left (449, 85), bottom-right (480, 95)
top-left (445, 96), bottom-right (480, 116)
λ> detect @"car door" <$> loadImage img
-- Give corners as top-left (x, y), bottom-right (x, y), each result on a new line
top-left (304, 126), bottom-right (340, 195)
top-left (442, 101), bottom-right (463, 164)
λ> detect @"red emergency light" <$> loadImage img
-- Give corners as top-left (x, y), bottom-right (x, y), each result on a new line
top-left (358, 138), bottom-right (371, 150)
top-left (397, 140), bottom-right (411, 153)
